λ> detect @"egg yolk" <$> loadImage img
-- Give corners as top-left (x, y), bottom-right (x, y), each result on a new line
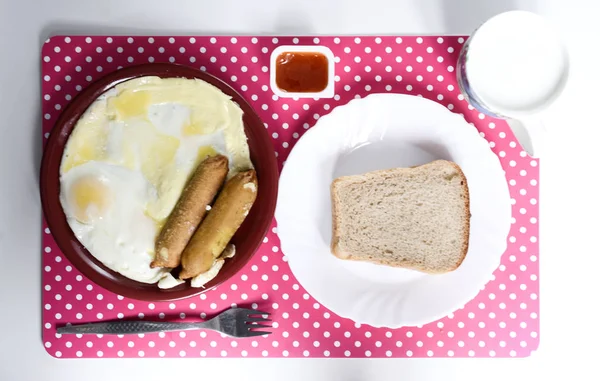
top-left (69, 177), bottom-right (111, 223)
top-left (183, 121), bottom-right (207, 136)
top-left (196, 145), bottom-right (219, 164)
top-left (108, 90), bottom-right (151, 120)
top-left (61, 144), bottom-right (99, 173)
top-left (139, 134), bottom-right (180, 186)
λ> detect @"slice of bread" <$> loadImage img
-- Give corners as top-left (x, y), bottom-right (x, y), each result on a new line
top-left (330, 160), bottom-right (470, 274)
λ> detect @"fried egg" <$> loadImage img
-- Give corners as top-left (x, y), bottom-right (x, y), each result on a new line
top-left (60, 161), bottom-right (166, 283)
top-left (59, 76), bottom-right (252, 283)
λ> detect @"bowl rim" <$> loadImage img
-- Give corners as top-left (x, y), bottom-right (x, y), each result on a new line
top-left (40, 63), bottom-right (279, 301)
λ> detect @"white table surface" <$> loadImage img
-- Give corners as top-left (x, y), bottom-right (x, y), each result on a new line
top-left (1, 0), bottom-right (598, 380)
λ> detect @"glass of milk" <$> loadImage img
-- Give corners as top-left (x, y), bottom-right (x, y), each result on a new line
top-left (457, 10), bottom-right (569, 157)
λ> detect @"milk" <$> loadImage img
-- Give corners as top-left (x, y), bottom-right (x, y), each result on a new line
top-left (459, 11), bottom-right (569, 118)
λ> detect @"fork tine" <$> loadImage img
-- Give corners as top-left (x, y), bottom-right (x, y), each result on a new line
top-left (244, 330), bottom-right (272, 337)
top-left (248, 324), bottom-right (273, 329)
top-left (245, 317), bottom-right (272, 323)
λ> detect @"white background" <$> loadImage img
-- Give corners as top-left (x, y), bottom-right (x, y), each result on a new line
top-left (0, 0), bottom-right (598, 380)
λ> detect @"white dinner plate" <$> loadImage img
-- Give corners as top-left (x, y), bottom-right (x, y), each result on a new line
top-left (275, 94), bottom-right (511, 328)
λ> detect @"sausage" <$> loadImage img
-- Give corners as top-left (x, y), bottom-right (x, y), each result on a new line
top-left (150, 155), bottom-right (229, 268)
top-left (179, 170), bottom-right (258, 279)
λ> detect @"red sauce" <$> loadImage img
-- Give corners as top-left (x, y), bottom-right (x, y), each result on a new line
top-left (275, 52), bottom-right (329, 93)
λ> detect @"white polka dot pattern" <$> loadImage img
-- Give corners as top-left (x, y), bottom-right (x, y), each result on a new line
top-left (41, 36), bottom-right (539, 358)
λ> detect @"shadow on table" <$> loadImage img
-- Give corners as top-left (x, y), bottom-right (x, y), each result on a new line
top-left (41, 23), bottom-right (245, 47)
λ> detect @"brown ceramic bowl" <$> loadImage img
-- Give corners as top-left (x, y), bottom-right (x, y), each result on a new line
top-left (40, 63), bottom-right (278, 301)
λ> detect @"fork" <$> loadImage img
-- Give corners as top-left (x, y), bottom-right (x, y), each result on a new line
top-left (56, 308), bottom-right (272, 338)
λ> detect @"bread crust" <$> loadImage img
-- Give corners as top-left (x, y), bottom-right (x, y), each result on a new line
top-left (330, 177), bottom-right (347, 259)
top-left (330, 160), bottom-right (470, 274)
top-left (446, 160), bottom-right (470, 272)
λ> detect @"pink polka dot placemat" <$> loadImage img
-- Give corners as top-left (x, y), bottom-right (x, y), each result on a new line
top-left (41, 36), bottom-right (539, 359)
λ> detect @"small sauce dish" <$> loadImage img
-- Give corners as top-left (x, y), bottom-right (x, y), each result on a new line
top-left (270, 45), bottom-right (335, 99)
